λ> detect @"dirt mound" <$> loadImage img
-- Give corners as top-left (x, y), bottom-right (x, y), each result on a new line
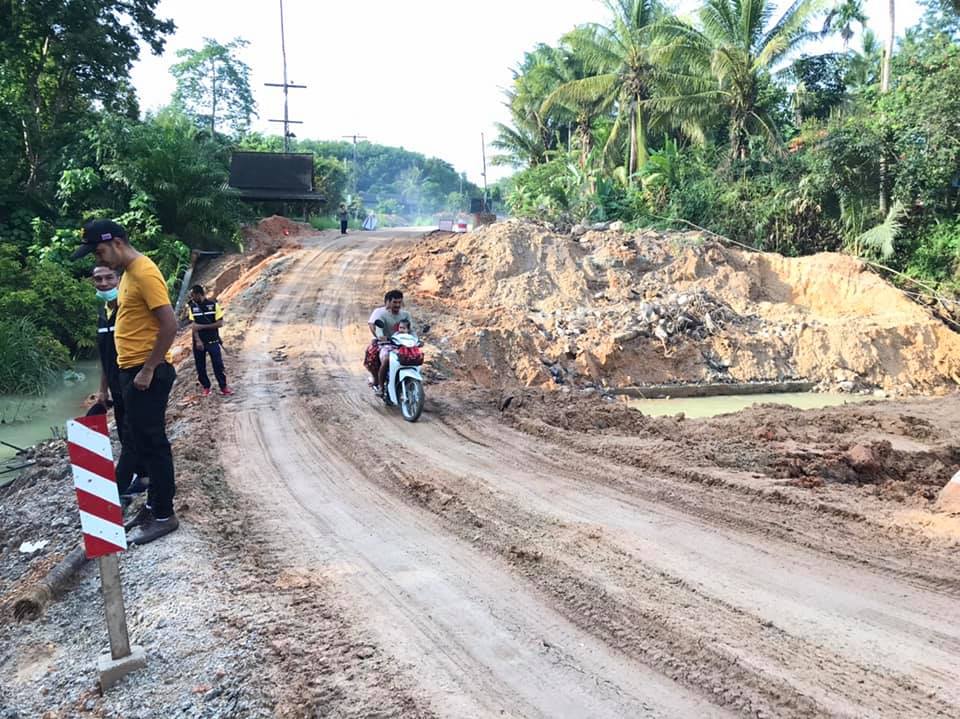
top-left (399, 221), bottom-right (960, 393)
top-left (242, 215), bottom-right (308, 259)
top-left (169, 217), bottom-right (308, 362)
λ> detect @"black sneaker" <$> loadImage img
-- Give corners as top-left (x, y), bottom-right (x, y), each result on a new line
top-left (127, 474), bottom-right (149, 494)
top-left (124, 504), bottom-right (153, 532)
top-left (129, 514), bottom-right (179, 545)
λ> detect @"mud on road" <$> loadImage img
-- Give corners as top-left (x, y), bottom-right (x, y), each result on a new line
top-left (210, 228), bottom-right (960, 717)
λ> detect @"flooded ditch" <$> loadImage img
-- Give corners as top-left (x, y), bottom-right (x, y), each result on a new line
top-left (629, 391), bottom-right (875, 418)
top-left (0, 360), bottom-right (99, 466)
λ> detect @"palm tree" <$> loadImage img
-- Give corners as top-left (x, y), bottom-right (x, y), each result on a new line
top-left (490, 116), bottom-right (549, 168)
top-left (492, 46), bottom-right (568, 168)
top-left (879, 0), bottom-right (895, 212)
top-left (821, 0), bottom-right (866, 46)
top-left (536, 42), bottom-right (612, 169)
top-left (880, 0), bottom-right (895, 93)
top-left (846, 29), bottom-right (881, 92)
top-left (542, 0), bottom-right (671, 178)
top-left (661, 0), bottom-right (827, 162)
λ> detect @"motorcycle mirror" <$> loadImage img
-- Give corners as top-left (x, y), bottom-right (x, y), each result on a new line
top-left (420, 324), bottom-right (430, 335)
top-left (374, 319), bottom-right (385, 328)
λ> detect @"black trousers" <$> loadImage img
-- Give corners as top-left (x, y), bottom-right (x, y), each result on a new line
top-left (340, 219), bottom-right (348, 234)
top-left (193, 342), bottom-right (227, 389)
top-left (109, 375), bottom-right (147, 478)
top-left (116, 362), bottom-right (177, 518)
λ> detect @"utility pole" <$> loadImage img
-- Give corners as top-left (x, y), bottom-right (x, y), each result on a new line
top-left (480, 132), bottom-right (488, 212)
top-left (342, 133), bottom-right (367, 198)
top-left (265, 0), bottom-right (306, 152)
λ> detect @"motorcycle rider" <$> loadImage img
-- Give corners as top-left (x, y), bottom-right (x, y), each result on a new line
top-left (368, 289), bottom-right (413, 396)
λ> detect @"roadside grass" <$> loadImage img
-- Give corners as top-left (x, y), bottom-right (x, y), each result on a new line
top-left (0, 318), bottom-right (68, 395)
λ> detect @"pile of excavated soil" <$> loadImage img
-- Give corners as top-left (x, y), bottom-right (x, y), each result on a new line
top-left (171, 217), bottom-right (304, 362)
top-left (243, 215), bottom-right (308, 259)
top-left (399, 221), bottom-right (960, 394)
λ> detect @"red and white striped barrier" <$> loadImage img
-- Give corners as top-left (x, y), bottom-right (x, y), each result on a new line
top-left (936, 469), bottom-right (960, 513)
top-left (67, 414), bottom-right (126, 558)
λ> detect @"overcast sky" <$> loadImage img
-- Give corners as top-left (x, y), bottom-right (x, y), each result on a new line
top-left (129, 0), bottom-right (924, 184)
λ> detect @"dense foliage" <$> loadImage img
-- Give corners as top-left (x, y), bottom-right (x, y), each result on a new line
top-left (237, 134), bottom-right (480, 219)
top-left (497, 0), bottom-right (960, 291)
top-left (0, 1), bottom-right (476, 393)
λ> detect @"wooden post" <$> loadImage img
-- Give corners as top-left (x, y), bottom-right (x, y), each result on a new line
top-left (98, 554), bottom-right (131, 660)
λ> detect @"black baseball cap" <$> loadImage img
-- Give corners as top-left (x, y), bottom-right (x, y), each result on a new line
top-left (71, 219), bottom-right (127, 260)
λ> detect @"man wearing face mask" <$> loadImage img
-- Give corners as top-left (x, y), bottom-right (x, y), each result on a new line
top-left (72, 220), bottom-right (179, 545)
top-left (91, 265), bottom-right (148, 500)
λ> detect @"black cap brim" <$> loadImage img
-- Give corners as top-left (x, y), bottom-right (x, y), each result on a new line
top-left (70, 243), bottom-right (96, 260)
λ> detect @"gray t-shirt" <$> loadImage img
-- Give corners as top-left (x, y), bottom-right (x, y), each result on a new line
top-left (369, 307), bottom-right (412, 338)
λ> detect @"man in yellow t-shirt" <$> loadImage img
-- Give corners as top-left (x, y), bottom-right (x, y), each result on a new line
top-left (72, 220), bottom-right (179, 545)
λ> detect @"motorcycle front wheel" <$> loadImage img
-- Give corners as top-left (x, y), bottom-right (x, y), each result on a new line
top-left (400, 377), bottom-right (424, 422)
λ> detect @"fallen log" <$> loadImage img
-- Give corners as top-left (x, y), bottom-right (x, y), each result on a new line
top-left (12, 543), bottom-right (89, 621)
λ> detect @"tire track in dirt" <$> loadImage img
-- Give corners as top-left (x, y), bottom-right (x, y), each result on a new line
top-left (220, 232), bottom-right (722, 718)
top-left (296, 375), bottom-right (958, 717)
top-left (446, 411), bottom-right (960, 598)
top-left (219, 230), bottom-right (960, 717)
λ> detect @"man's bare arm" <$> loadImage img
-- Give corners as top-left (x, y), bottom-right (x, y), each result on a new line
top-left (144, 305), bottom-right (177, 370)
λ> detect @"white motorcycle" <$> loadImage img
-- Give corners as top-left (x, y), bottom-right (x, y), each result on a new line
top-left (373, 320), bottom-right (427, 422)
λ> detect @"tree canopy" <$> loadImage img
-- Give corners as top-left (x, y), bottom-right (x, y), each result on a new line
top-left (171, 37), bottom-right (256, 136)
top-left (496, 0), bottom-right (960, 291)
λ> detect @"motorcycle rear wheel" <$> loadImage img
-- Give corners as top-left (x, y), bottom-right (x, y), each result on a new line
top-left (400, 377), bottom-right (424, 422)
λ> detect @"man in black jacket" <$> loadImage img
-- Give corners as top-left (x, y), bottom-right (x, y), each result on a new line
top-left (188, 284), bottom-right (233, 396)
top-left (91, 264), bottom-right (147, 499)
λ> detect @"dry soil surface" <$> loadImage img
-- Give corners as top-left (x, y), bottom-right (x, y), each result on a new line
top-left (4, 224), bottom-right (960, 718)
top-left (212, 228), bottom-right (960, 717)
top-left (396, 221), bottom-right (960, 393)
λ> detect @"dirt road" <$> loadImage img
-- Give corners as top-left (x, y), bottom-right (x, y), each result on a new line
top-left (218, 230), bottom-right (960, 717)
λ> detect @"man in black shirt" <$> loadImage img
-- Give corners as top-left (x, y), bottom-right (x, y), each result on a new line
top-left (188, 284), bottom-right (233, 396)
top-left (91, 265), bottom-right (147, 499)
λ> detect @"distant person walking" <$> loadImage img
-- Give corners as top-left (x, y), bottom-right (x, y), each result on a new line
top-left (338, 203), bottom-right (349, 235)
top-left (187, 284), bottom-right (233, 397)
top-left (91, 264), bottom-right (148, 496)
top-left (72, 220), bottom-right (179, 545)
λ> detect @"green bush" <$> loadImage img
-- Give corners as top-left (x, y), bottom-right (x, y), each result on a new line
top-left (905, 219), bottom-right (960, 286)
top-left (0, 318), bottom-right (70, 395)
top-left (506, 159), bottom-right (580, 222)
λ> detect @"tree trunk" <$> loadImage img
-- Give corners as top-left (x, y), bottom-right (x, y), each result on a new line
top-left (879, 0), bottom-right (894, 213)
top-left (578, 119), bottom-right (591, 170)
top-left (628, 102), bottom-right (637, 183)
top-left (881, 0), bottom-right (894, 93)
top-left (635, 100), bottom-right (649, 170)
top-left (210, 58), bottom-right (217, 137)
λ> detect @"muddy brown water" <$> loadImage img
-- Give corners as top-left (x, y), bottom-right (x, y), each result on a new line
top-left (630, 391), bottom-right (875, 418)
top-left (0, 360), bottom-right (99, 463)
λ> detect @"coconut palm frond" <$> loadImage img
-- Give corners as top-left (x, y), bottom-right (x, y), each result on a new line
top-left (855, 201), bottom-right (907, 259)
